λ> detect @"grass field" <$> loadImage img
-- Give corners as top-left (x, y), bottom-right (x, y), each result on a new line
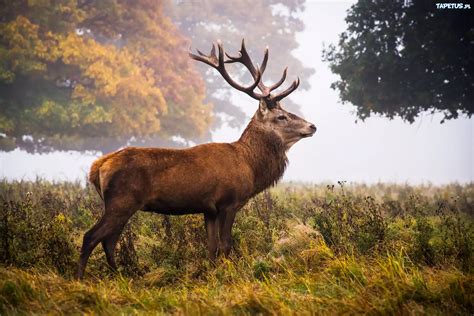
top-left (0, 180), bottom-right (472, 315)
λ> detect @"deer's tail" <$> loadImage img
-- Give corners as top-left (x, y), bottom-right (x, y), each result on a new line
top-left (89, 156), bottom-right (108, 201)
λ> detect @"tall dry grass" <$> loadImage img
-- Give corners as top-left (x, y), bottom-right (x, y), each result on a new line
top-left (0, 179), bottom-right (472, 314)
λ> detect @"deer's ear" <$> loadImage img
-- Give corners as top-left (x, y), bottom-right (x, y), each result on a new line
top-left (258, 99), bottom-right (268, 117)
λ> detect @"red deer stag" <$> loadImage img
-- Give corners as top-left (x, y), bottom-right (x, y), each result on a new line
top-left (77, 39), bottom-right (316, 279)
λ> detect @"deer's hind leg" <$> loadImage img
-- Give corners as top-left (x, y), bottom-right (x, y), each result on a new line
top-left (76, 194), bottom-right (138, 279)
top-left (101, 222), bottom-right (127, 272)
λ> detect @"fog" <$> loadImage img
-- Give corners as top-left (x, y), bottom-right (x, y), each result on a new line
top-left (1, 0), bottom-right (472, 184)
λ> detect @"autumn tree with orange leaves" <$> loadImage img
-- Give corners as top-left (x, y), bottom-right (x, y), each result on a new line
top-left (0, 0), bottom-right (212, 152)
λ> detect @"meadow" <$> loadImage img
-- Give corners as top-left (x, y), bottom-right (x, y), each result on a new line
top-left (0, 179), bottom-right (472, 315)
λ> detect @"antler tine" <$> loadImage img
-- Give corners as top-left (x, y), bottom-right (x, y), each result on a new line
top-left (190, 41), bottom-right (263, 100)
top-left (210, 43), bottom-right (216, 57)
top-left (273, 77), bottom-right (300, 102)
top-left (225, 39), bottom-right (269, 95)
top-left (260, 47), bottom-right (268, 75)
top-left (217, 41), bottom-right (225, 66)
top-left (189, 44), bottom-right (218, 67)
top-left (216, 42), bottom-right (263, 100)
top-left (225, 39), bottom-right (258, 74)
top-left (268, 67), bottom-right (287, 93)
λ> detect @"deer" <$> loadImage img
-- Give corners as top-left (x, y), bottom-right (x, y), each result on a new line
top-left (76, 39), bottom-right (316, 279)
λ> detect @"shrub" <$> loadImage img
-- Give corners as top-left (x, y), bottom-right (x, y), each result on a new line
top-left (312, 185), bottom-right (387, 255)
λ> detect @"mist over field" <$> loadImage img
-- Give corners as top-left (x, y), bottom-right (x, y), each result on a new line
top-left (1, 0), bottom-right (472, 185)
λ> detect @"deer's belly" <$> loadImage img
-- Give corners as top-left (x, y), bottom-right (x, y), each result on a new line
top-left (142, 208), bottom-right (203, 215)
top-left (141, 198), bottom-right (212, 216)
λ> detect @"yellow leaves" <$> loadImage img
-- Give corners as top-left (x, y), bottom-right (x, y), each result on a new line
top-left (57, 33), bottom-right (83, 64)
top-left (33, 100), bottom-right (70, 130)
top-left (0, 15), bottom-right (60, 76)
top-left (81, 106), bottom-right (112, 125)
top-left (55, 32), bottom-right (168, 137)
top-left (4, 16), bottom-right (39, 46)
top-left (35, 100), bottom-right (68, 121)
top-left (7, 16), bottom-right (41, 52)
top-left (86, 59), bottom-right (119, 96)
top-left (68, 103), bottom-right (112, 127)
top-left (1, 1), bottom-right (212, 149)
top-left (59, 33), bottom-right (158, 106)
top-left (36, 100), bottom-right (58, 116)
top-left (71, 84), bottom-right (96, 104)
top-left (31, 100), bottom-right (113, 131)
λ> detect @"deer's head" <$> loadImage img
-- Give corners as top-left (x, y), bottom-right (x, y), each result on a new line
top-left (190, 39), bottom-right (316, 150)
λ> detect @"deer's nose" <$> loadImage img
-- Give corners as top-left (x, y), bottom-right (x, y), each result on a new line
top-left (309, 124), bottom-right (317, 132)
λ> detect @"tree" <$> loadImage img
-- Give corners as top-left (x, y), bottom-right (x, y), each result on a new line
top-left (0, 0), bottom-right (212, 152)
top-left (167, 0), bottom-right (314, 128)
top-left (323, 0), bottom-right (473, 123)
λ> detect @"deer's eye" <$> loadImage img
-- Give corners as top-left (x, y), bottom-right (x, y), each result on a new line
top-left (277, 115), bottom-right (287, 121)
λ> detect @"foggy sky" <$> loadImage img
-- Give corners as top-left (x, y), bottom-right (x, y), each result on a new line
top-left (1, 0), bottom-right (472, 184)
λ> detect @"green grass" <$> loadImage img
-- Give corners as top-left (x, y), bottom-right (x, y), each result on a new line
top-left (0, 180), bottom-right (472, 314)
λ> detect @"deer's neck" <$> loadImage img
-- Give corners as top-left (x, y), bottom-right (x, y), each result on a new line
top-left (237, 121), bottom-right (288, 194)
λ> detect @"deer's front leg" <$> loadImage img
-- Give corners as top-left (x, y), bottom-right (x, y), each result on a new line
top-left (204, 212), bottom-right (218, 261)
top-left (218, 208), bottom-right (237, 257)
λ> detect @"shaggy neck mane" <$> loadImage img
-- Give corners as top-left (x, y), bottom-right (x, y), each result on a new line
top-left (238, 120), bottom-right (288, 195)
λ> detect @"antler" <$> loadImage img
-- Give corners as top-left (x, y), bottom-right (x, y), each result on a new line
top-left (189, 39), bottom-right (299, 104)
top-left (189, 41), bottom-right (264, 100)
top-left (224, 39), bottom-right (300, 103)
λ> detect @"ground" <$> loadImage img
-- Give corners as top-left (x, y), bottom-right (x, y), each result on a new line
top-left (0, 180), bottom-right (472, 314)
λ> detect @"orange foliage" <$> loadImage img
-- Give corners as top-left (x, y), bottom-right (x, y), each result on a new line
top-left (0, 0), bottom-right (212, 151)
